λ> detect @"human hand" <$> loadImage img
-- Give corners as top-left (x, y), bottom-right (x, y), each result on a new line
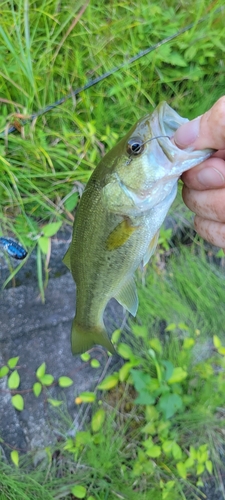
top-left (174, 97), bottom-right (225, 249)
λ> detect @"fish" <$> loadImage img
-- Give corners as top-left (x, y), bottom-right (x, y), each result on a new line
top-left (63, 101), bottom-right (213, 355)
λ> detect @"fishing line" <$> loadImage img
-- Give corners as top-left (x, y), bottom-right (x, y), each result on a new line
top-left (143, 135), bottom-right (170, 145)
top-left (128, 135), bottom-right (171, 156)
top-left (0, 6), bottom-right (223, 138)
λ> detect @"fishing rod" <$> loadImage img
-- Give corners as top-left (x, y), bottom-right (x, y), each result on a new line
top-left (0, 6), bottom-right (223, 139)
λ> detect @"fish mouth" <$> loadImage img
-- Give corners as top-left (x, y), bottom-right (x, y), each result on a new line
top-left (158, 101), bottom-right (188, 138)
top-left (157, 102), bottom-right (213, 175)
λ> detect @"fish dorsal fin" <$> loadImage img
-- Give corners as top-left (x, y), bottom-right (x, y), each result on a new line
top-left (106, 219), bottom-right (138, 250)
top-left (115, 277), bottom-right (138, 317)
top-left (62, 247), bottom-right (72, 271)
top-left (142, 230), bottom-right (159, 266)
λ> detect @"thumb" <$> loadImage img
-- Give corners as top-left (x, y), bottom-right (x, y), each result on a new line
top-left (174, 96), bottom-right (225, 151)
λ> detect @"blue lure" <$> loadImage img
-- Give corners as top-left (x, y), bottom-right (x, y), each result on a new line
top-left (0, 237), bottom-right (27, 260)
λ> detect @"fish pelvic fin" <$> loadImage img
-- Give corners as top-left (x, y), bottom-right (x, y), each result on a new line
top-left (63, 247), bottom-right (71, 271)
top-left (71, 319), bottom-right (116, 355)
top-left (142, 230), bottom-right (160, 266)
top-left (115, 277), bottom-right (138, 316)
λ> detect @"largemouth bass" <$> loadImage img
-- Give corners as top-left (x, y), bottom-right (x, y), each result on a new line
top-left (63, 102), bottom-right (213, 355)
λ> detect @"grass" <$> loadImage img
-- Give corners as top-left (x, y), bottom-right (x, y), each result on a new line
top-left (1, 1), bottom-right (225, 499)
top-left (1, 243), bottom-right (225, 499)
top-left (0, 0), bottom-right (224, 247)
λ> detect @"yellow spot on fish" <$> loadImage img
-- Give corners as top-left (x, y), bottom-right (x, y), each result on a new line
top-left (75, 397), bottom-right (82, 405)
top-left (106, 219), bottom-right (138, 250)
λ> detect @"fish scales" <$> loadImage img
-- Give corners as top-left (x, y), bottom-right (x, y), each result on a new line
top-left (63, 102), bottom-right (213, 355)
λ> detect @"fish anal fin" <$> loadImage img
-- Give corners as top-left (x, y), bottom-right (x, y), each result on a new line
top-left (143, 230), bottom-right (160, 266)
top-left (106, 219), bottom-right (138, 250)
top-left (71, 319), bottom-right (116, 355)
top-left (115, 277), bottom-right (138, 316)
top-left (63, 247), bottom-right (71, 271)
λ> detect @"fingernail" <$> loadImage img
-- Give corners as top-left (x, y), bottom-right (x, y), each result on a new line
top-left (174, 116), bottom-right (201, 149)
top-left (197, 167), bottom-right (225, 187)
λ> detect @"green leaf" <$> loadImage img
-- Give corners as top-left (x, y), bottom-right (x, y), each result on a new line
top-left (168, 367), bottom-right (187, 384)
top-left (64, 193), bottom-right (79, 212)
top-left (111, 328), bottom-right (122, 343)
top-left (10, 450), bottom-right (19, 467)
top-left (172, 442), bottom-right (182, 460)
top-left (76, 431), bottom-right (92, 446)
top-left (162, 440), bottom-right (174, 454)
top-left (176, 461), bottom-right (187, 479)
top-left (197, 463), bottom-right (205, 475)
top-left (80, 352), bottom-right (90, 362)
top-left (197, 448), bottom-right (208, 464)
top-left (90, 359), bottom-right (100, 368)
top-left (38, 236), bottom-right (50, 254)
top-left (7, 357), bottom-right (19, 369)
top-left (158, 393), bottom-right (183, 419)
top-left (47, 399), bottom-right (63, 407)
top-left (42, 222), bottom-right (62, 237)
top-left (145, 405), bottom-right (159, 421)
top-left (98, 373), bottom-right (119, 390)
top-left (71, 485), bottom-right (86, 498)
top-left (36, 362), bottom-right (46, 379)
top-left (131, 369), bottom-right (151, 391)
top-left (213, 335), bottom-right (222, 349)
top-left (91, 408), bottom-right (105, 432)
top-left (149, 338), bottom-right (162, 354)
top-left (196, 479), bottom-right (204, 488)
top-left (132, 324), bottom-right (148, 338)
top-left (141, 422), bottom-right (156, 434)
top-left (11, 394), bottom-right (24, 411)
top-left (33, 382), bottom-right (42, 397)
top-left (77, 392), bottom-right (96, 403)
top-left (165, 323), bottom-right (177, 332)
top-left (185, 457), bottom-right (194, 468)
top-left (117, 343), bottom-right (133, 359)
top-left (189, 446), bottom-right (197, 460)
top-left (8, 370), bottom-right (20, 390)
top-left (119, 362), bottom-right (133, 382)
top-left (146, 445), bottom-right (161, 458)
top-left (183, 338), bottom-right (195, 349)
top-left (167, 52), bottom-right (187, 67)
top-left (216, 249), bottom-right (225, 257)
top-left (135, 391), bottom-right (155, 406)
top-left (58, 376), bottom-right (73, 387)
top-left (178, 322), bottom-right (189, 331)
top-left (162, 360), bottom-right (174, 381)
top-left (206, 460), bottom-right (213, 474)
top-left (39, 374), bottom-right (54, 386)
top-left (0, 366), bottom-right (9, 378)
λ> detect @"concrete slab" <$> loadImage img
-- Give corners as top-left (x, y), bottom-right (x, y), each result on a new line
top-left (0, 229), bottom-right (123, 452)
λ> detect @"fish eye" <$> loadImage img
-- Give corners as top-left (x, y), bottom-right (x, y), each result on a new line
top-left (126, 137), bottom-right (144, 156)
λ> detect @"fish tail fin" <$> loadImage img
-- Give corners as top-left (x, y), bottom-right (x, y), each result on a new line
top-left (71, 319), bottom-right (116, 355)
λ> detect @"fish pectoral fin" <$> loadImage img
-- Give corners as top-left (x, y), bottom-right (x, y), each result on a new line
top-left (115, 277), bottom-right (138, 317)
top-left (62, 247), bottom-right (72, 271)
top-left (106, 219), bottom-right (138, 250)
top-left (71, 319), bottom-right (116, 355)
top-left (142, 230), bottom-right (160, 266)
